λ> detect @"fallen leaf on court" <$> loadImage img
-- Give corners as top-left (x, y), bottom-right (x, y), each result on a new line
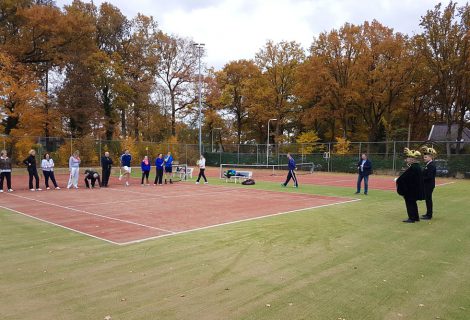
top-left (180, 294), bottom-right (185, 297)
top-left (459, 307), bottom-right (466, 310)
top-left (224, 288), bottom-right (230, 291)
top-left (120, 298), bottom-right (127, 302)
top-left (265, 304), bottom-right (271, 307)
top-left (288, 302), bottom-right (293, 306)
top-left (104, 316), bottom-right (111, 320)
top-left (397, 313), bottom-right (403, 317)
top-left (419, 304), bottom-right (425, 307)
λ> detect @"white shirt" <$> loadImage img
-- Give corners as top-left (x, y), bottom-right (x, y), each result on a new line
top-left (41, 159), bottom-right (55, 171)
top-left (198, 158), bottom-right (206, 169)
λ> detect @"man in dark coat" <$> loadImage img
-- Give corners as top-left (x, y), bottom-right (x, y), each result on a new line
top-left (101, 151), bottom-right (113, 187)
top-left (396, 148), bottom-right (425, 223)
top-left (355, 153), bottom-right (372, 195)
top-left (421, 146), bottom-right (437, 220)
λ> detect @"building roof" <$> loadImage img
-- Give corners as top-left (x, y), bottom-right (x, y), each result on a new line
top-left (428, 124), bottom-right (470, 141)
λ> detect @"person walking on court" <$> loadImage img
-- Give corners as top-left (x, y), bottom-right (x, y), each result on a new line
top-left (141, 155), bottom-right (151, 186)
top-left (421, 146), bottom-right (437, 220)
top-left (164, 151), bottom-right (173, 184)
top-left (84, 169), bottom-right (101, 188)
top-left (0, 149), bottom-right (13, 192)
top-left (195, 154), bottom-right (208, 184)
top-left (119, 149), bottom-right (132, 186)
top-left (396, 148), bottom-right (425, 223)
top-left (281, 153), bottom-right (298, 188)
top-left (41, 153), bottom-right (60, 190)
top-left (23, 149), bottom-right (41, 191)
top-left (355, 153), bottom-right (372, 195)
top-left (154, 153), bottom-right (164, 185)
top-left (101, 151), bottom-right (113, 187)
top-left (67, 150), bottom-right (81, 189)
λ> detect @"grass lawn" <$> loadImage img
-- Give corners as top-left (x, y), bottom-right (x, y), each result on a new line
top-left (1, 177), bottom-right (469, 320)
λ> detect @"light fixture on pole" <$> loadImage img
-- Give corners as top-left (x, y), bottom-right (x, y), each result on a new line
top-left (193, 43), bottom-right (205, 156)
top-left (212, 127), bottom-right (222, 152)
top-left (266, 118), bottom-right (277, 165)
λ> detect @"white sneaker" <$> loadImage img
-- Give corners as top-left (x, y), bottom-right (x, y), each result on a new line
top-left (125, 181), bottom-right (129, 186)
top-left (0, 190), bottom-right (3, 193)
top-left (36, 188), bottom-right (42, 191)
top-left (55, 187), bottom-right (60, 190)
top-left (8, 189), bottom-right (13, 192)
top-left (118, 175), bottom-right (122, 181)
top-left (74, 186), bottom-right (79, 189)
top-left (46, 187), bottom-right (50, 190)
top-left (30, 189), bottom-right (35, 191)
top-left (204, 182), bottom-right (208, 184)
top-left (195, 182), bottom-right (199, 184)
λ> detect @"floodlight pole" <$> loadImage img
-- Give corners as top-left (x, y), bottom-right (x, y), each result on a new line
top-left (193, 43), bottom-right (205, 157)
top-left (212, 127), bottom-right (222, 152)
top-left (266, 118), bottom-right (277, 165)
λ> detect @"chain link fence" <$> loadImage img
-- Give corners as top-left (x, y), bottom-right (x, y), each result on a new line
top-left (1, 135), bottom-right (469, 177)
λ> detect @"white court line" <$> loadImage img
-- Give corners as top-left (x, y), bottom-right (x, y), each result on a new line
top-left (4, 193), bottom-right (173, 234)
top-left (118, 198), bottom-right (362, 245)
top-left (436, 181), bottom-right (456, 187)
top-left (105, 186), bottom-right (235, 199)
top-left (0, 205), bottom-right (121, 245)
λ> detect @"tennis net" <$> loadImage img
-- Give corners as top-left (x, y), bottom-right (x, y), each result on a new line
top-left (219, 163), bottom-right (315, 179)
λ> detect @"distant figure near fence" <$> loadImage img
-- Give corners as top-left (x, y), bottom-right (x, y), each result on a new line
top-left (281, 153), bottom-right (298, 188)
top-left (355, 153), bottom-right (372, 195)
top-left (0, 149), bottom-right (13, 192)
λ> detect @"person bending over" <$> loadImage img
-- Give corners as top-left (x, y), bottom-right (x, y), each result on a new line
top-left (84, 169), bottom-right (101, 189)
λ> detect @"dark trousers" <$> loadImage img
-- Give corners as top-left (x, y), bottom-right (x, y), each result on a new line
top-left (28, 168), bottom-right (40, 189)
top-left (404, 197), bottom-right (420, 221)
top-left (154, 167), bottom-right (163, 184)
top-left (43, 171), bottom-right (58, 188)
top-left (424, 186), bottom-right (434, 217)
top-left (141, 170), bottom-right (150, 184)
top-left (85, 177), bottom-right (101, 188)
top-left (356, 173), bottom-right (369, 193)
top-left (283, 169), bottom-right (298, 186)
top-left (0, 172), bottom-right (12, 190)
top-left (196, 168), bottom-right (207, 182)
top-left (102, 167), bottom-right (111, 186)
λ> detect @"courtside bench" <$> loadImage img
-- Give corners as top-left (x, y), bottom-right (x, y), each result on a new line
top-left (175, 167), bottom-right (194, 180)
top-left (225, 171), bottom-right (252, 183)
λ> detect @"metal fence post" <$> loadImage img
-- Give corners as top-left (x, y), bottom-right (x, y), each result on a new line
top-left (393, 141), bottom-right (396, 172)
top-left (237, 144), bottom-right (240, 164)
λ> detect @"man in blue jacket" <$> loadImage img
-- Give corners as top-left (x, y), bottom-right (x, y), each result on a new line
top-left (119, 149), bottom-right (132, 186)
top-left (355, 153), bottom-right (372, 195)
top-left (164, 151), bottom-right (174, 184)
top-left (281, 153), bottom-right (298, 188)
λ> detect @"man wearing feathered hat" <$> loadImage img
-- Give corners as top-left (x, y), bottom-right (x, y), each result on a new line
top-left (421, 146), bottom-right (437, 220)
top-left (396, 148), bottom-right (425, 223)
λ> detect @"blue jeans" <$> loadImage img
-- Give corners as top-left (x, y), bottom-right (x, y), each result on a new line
top-left (356, 174), bottom-right (369, 194)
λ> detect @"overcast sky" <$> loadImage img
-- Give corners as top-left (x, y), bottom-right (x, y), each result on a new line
top-left (56, 0), bottom-right (459, 69)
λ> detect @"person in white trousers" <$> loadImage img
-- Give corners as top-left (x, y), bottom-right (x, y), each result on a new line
top-left (67, 150), bottom-right (81, 189)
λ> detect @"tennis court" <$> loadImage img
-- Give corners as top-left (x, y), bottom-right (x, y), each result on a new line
top-left (0, 177), bottom-right (358, 245)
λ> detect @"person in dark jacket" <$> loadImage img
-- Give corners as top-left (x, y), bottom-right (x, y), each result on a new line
top-left (84, 169), bottom-right (101, 188)
top-left (101, 151), bottom-right (113, 187)
top-left (355, 153), bottom-right (372, 195)
top-left (421, 146), bottom-right (437, 220)
top-left (23, 149), bottom-right (41, 191)
top-left (141, 156), bottom-right (151, 185)
top-left (281, 153), bottom-right (298, 188)
top-left (0, 149), bottom-right (13, 192)
top-left (154, 154), bottom-right (164, 185)
top-left (396, 148), bottom-right (425, 223)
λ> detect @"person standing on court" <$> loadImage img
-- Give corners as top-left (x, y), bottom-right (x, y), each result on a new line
top-left (281, 153), bottom-right (298, 188)
top-left (164, 151), bottom-right (173, 184)
top-left (23, 149), bottom-right (41, 191)
top-left (154, 153), bottom-right (164, 185)
top-left (0, 149), bottom-right (13, 192)
top-left (396, 148), bottom-right (425, 223)
top-left (67, 150), bottom-right (81, 189)
top-left (141, 155), bottom-right (151, 186)
top-left (355, 153), bottom-right (372, 195)
top-left (41, 153), bottom-right (60, 190)
top-left (101, 151), bottom-right (113, 187)
top-left (195, 154), bottom-right (208, 184)
top-left (421, 146), bottom-right (437, 220)
top-left (119, 149), bottom-right (132, 186)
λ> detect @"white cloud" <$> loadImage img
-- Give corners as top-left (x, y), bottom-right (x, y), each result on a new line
top-left (55, 0), bottom-right (461, 69)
